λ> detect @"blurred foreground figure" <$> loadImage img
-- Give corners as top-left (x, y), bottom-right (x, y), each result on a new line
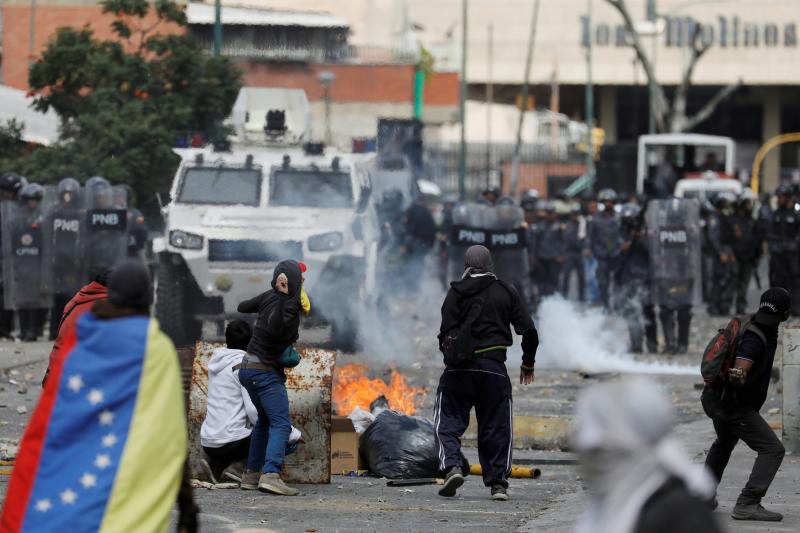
top-left (573, 379), bottom-right (720, 533)
top-left (435, 245), bottom-right (538, 501)
top-left (1, 260), bottom-right (190, 532)
top-left (702, 287), bottom-right (790, 521)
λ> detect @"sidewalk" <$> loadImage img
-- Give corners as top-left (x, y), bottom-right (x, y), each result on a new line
top-left (524, 418), bottom-right (800, 532)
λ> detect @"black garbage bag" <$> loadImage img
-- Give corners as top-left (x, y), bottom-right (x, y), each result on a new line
top-left (359, 410), bottom-right (442, 479)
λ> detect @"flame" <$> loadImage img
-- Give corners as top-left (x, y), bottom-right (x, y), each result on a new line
top-left (333, 363), bottom-right (426, 416)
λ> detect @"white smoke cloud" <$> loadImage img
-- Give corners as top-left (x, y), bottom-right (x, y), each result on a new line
top-left (531, 296), bottom-right (698, 375)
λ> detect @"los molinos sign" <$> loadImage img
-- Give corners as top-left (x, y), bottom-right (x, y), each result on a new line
top-left (582, 15), bottom-right (797, 49)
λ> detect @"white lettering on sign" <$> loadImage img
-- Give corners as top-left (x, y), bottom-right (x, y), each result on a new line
top-left (660, 230), bottom-right (687, 244)
top-left (54, 218), bottom-right (79, 232)
top-left (16, 248), bottom-right (39, 256)
top-left (491, 232), bottom-right (519, 246)
top-left (93, 213), bottom-right (119, 226)
top-left (458, 229), bottom-right (486, 244)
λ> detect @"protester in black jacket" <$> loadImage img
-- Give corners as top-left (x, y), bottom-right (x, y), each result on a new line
top-left (435, 245), bottom-right (538, 501)
top-left (702, 287), bottom-right (790, 522)
top-left (235, 260), bottom-right (303, 497)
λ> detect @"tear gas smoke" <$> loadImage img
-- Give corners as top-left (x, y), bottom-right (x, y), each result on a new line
top-left (530, 296), bottom-right (698, 375)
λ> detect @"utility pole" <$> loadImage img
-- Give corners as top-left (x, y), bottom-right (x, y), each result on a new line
top-left (457, 0), bottom-right (468, 200)
top-left (28, 0), bottom-right (38, 67)
top-left (649, 0), bottom-right (658, 134)
top-left (509, 0), bottom-right (541, 199)
top-left (585, 0), bottom-right (595, 185)
top-left (485, 24), bottom-right (494, 187)
top-left (214, 0), bottom-right (223, 56)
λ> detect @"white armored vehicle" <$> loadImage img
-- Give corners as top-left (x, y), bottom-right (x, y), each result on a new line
top-left (154, 88), bottom-right (379, 349)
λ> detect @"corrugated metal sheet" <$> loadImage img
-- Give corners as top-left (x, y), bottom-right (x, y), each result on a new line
top-left (188, 342), bottom-right (336, 484)
top-left (186, 3), bottom-right (349, 28)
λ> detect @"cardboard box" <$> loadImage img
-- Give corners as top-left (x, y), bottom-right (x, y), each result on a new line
top-left (331, 416), bottom-right (362, 474)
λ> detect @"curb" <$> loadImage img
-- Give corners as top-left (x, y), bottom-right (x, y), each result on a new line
top-left (463, 415), bottom-right (572, 450)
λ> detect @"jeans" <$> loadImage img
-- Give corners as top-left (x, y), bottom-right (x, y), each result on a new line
top-left (238, 368), bottom-right (291, 474)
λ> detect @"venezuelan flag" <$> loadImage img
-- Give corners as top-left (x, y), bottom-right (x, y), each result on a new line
top-left (1, 313), bottom-right (187, 532)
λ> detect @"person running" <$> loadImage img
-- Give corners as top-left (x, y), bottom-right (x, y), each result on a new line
top-left (435, 245), bottom-right (538, 501)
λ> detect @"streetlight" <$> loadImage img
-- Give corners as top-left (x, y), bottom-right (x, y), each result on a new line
top-left (318, 70), bottom-right (336, 145)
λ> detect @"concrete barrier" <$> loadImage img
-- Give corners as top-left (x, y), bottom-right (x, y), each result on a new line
top-left (783, 324), bottom-right (800, 452)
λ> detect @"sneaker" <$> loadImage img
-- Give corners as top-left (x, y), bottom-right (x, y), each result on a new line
top-left (491, 484), bottom-right (508, 501)
top-left (438, 467), bottom-right (465, 497)
top-left (198, 457), bottom-right (218, 484)
top-left (221, 460), bottom-right (245, 483)
top-left (731, 503), bottom-right (783, 521)
top-left (258, 472), bottom-right (299, 496)
top-left (240, 470), bottom-right (260, 490)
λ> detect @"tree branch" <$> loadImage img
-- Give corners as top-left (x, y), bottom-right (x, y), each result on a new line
top-left (670, 24), bottom-right (712, 132)
top-left (682, 79), bottom-right (742, 132)
top-left (605, 0), bottom-right (669, 130)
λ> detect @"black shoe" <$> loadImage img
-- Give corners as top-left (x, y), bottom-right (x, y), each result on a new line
top-left (491, 484), bottom-right (508, 501)
top-left (731, 503), bottom-right (783, 521)
top-left (438, 467), bottom-right (465, 497)
top-left (646, 342), bottom-right (659, 354)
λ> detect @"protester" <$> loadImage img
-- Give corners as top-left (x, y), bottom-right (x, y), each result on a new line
top-left (236, 260), bottom-right (303, 496)
top-left (200, 320), bottom-right (303, 484)
top-left (574, 378), bottom-right (721, 533)
top-left (0, 259), bottom-right (192, 532)
top-left (435, 245), bottom-right (539, 501)
top-left (702, 287), bottom-right (790, 521)
top-left (42, 268), bottom-right (110, 386)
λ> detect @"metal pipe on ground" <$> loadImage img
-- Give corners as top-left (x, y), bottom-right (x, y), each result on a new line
top-left (469, 464), bottom-right (541, 479)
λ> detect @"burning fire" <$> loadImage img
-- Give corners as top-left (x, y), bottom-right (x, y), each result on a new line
top-left (333, 364), bottom-right (426, 416)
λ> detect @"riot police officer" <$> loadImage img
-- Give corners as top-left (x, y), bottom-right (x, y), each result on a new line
top-left (13, 184), bottom-right (48, 341)
top-left (616, 203), bottom-right (656, 353)
top-left (587, 189), bottom-right (622, 310)
top-left (533, 202), bottom-right (565, 298)
top-left (729, 190), bottom-right (762, 314)
top-left (766, 185), bottom-right (800, 315)
top-left (707, 192), bottom-right (737, 316)
top-left (49, 178), bottom-right (84, 338)
top-left (0, 173), bottom-right (25, 338)
top-left (560, 204), bottom-right (585, 301)
top-left (83, 176), bottom-right (128, 284)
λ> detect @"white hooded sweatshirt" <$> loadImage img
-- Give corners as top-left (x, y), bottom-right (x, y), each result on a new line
top-left (201, 348), bottom-right (258, 448)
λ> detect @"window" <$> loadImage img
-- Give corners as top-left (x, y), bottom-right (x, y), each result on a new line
top-left (177, 167), bottom-right (261, 206)
top-left (270, 169), bottom-right (352, 208)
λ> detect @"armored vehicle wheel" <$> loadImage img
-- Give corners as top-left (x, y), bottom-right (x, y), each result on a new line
top-left (156, 253), bottom-right (203, 347)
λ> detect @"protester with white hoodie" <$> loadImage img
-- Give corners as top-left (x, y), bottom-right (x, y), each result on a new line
top-left (200, 320), bottom-right (301, 483)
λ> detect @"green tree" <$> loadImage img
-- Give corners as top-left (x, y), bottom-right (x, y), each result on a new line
top-left (18, 0), bottom-right (241, 201)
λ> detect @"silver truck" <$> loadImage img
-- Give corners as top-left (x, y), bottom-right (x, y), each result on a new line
top-left (154, 88), bottom-right (379, 349)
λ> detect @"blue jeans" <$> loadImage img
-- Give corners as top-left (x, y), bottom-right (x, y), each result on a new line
top-left (238, 368), bottom-right (291, 474)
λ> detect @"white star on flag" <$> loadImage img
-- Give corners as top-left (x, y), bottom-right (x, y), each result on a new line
top-left (99, 410), bottom-right (114, 426)
top-left (87, 389), bottom-right (104, 406)
top-left (35, 499), bottom-right (52, 512)
top-left (80, 472), bottom-right (97, 489)
top-left (101, 433), bottom-right (118, 448)
top-left (60, 488), bottom-right (77, 505)
top-left (67, 375), bottom-right (84, 393)
top-left (94, 454), bottom-right (111, 469)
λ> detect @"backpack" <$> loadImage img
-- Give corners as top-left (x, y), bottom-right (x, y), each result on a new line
top-left (440, 284), bottom-right (493, 368)
top-left (700, 315), bottom-right (767, 386)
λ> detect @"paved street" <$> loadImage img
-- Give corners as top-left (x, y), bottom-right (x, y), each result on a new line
top-left (1, 278), bottom-right (798, 532)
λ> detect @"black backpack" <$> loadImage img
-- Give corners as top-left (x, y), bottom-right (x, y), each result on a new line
top-left (440, 284), bottom-right (492, 368)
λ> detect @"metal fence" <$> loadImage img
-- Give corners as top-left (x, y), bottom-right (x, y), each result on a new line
top-left (423, 141), bottom-right (587, 199)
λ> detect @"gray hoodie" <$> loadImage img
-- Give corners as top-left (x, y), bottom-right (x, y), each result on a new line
top-left (201, 348), bottom-right (258, 448)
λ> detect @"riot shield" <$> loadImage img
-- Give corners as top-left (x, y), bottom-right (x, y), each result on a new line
top-left (1, 195), bottom-right (55, 310)
top-left (645, 198), bottom-right (702, 307)
top-left (83, 181), bottom-right (128, 281)
top-left (49, 185), bottom-right (85, 295)
top-left (448, 203), bottom-right (529, 287)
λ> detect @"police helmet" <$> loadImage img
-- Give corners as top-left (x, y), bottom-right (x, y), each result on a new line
top-left (0, 172), bottom-right (26, 194)
top-left (738, 189), bottom-right (758, 205)
top-left (497, 196), bottom-right (516, 207)
top-left (482, 186), bottom-right (501, 199)
top-left (85, 175), bottom-right (110, 190)
top-left (522, 189), bottom-right (540, 201)
top-left (58, 177), bottom-right (81, 195)
top-left (714, 191), bottom-right (737, 207)
top-left (19, 183), bottom-right (44, 201)
top-left (597, 188), bottom-right (618, 203)
top-left (620, 202), bottom-right (642, 221)
top-left (776, 184), bottom-right (793, 197)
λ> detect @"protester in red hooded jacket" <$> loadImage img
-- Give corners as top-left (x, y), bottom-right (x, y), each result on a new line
top-left (42, 270), bottom-right (109, 386)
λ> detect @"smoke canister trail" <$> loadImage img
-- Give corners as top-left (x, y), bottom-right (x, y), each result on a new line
top-left (529, 296), bottom-right (698, 376)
